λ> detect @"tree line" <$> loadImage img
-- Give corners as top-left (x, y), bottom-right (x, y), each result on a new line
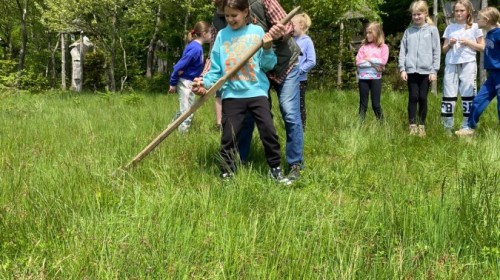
top-left (5, 0), bottom-right (496, 93)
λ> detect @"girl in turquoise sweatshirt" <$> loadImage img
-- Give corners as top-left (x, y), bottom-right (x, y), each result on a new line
top-left (192, 0), bottom-right (289, 184)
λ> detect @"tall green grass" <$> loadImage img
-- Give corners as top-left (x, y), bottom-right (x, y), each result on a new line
top-left (0, 89), bottom-right (498, 279)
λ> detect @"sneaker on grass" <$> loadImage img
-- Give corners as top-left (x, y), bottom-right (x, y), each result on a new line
top-left (455, 128), bottom-right (475, 137)
top-left (269, 167), bottom-right (291, 185)
top-left (287, 164), bottom-right (301, 182)
top-left (220, 172), bottom-right (234, 181)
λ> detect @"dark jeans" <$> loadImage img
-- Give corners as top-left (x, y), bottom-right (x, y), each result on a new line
top-left (221, 97), bottom-right (281, 174)
top-left (407, 73), bottom-right (430, 125)
top-left (299, 80), bottom-right (308, 129)
top-left (358, 79), bottom-right (383, 120)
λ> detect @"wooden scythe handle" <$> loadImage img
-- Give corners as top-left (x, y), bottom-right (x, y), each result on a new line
top-left (123, 6), bottom-right (301, 170)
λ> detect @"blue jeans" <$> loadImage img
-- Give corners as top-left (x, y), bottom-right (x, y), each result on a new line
top-left (468, 71), bottom-right (500, 129)
top-left (238, 65), bottom-right (303, 166)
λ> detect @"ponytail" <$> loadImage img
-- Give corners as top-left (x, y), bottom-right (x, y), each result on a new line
top-left (185, 21), bottom-right (210, 44)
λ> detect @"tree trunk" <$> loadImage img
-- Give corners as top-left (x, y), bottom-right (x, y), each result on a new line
top-left (479, 0), bottom-right (488, 84)
top-left (16, 0), bottom-right (28, 88)
top-left (183, 0), bottom-right (192, 43)
top-left (77, 31), bottom-right (84, 92)
top-left (146, 4), bottom-right (162, 78)
top-left (119, 37), bottom-right (128, 92)
top-left (337, 21), bottom-right (344, 86)
top-left (50, 36), bottom-right (60, 88)
top-left (61, 33), bottom-right (67, 90)
top-left (109, 11), bottom-right (117, 92)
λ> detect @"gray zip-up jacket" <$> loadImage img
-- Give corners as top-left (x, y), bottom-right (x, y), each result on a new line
top-left (398, 23), bottom-right (441, 74)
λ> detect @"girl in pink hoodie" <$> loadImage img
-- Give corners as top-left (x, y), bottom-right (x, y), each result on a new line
top-left (356, 22), bottom-right (389, 121)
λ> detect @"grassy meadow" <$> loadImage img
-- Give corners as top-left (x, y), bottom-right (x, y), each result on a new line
top-left (0, 89), bottom-right (499, 279)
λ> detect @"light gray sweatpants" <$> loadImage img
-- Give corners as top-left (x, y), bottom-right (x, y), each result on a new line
top-left (441, 61), bottom-right (477, 129)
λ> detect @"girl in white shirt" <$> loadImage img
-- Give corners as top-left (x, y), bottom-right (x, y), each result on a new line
top-left (441, 0), bottom-right (485, 134)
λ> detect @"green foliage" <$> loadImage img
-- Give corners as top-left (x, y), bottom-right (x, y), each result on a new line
top-left (131, 74), bottom-right (169, 94)
top-left (83, 50), bottom-right (107, 91)
top-left (0, 60), bottom-right (17, 89)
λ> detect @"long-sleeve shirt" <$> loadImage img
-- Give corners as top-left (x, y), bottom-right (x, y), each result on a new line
top-left (169, 40), bottom-right (204, 86)
top-left (203, 0), bottom-right (296, 85)
top-left (398, 23), bottom-right (441, 75)
top-left (294, 34), bottom-right (316, 82)
top-left (356, 43), bottom-right (389, 80)
top-left (484, 27), bottom-right (500, 70)
top-left (203, 24), bottom-right (277, 100)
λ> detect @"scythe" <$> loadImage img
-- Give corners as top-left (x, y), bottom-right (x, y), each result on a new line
top-left (123, 6), bottom-right (301, 170)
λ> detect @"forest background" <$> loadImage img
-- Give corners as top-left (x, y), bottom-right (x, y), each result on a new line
top-left (1, 0), bottom-right (497, 94)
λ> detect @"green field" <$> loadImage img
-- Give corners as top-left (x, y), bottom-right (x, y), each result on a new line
top-left (0, 90), bottom-right (498, 279)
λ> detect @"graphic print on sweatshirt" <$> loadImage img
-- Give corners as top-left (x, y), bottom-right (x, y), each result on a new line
top-left (223, 34), bottom-right (260, 82)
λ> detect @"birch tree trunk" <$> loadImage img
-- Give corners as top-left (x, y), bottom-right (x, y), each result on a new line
top-left (109, 10), bottom-right (117, 92)
top-left (50, 36), bottom-right (59, 88)
top-left (61, 33), bottom-right (67, 90)
top-left (479, 0), bottom-right (488, 84)
top-left (15, 0), bottom-right (28, 88)
top-left (183, 0), bottom-right (192, 43)
top-left (78, 31), bottom-right (84, 92)
top-left (146, 4), bottom-right (162, 78)
top-left (120, 37), bottom-right (128, 92)
top-left (337, 21), bottom-right (344, 86)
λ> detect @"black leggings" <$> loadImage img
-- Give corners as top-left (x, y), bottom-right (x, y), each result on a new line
top-left (299, 81), bottom-right (307, 129)
top-left (407, 73), bottom-right (430, 125)
top-left (358, 79), bottom-right (383, 120)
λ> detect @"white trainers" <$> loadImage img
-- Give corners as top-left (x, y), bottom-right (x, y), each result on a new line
top-left (455, 128), bottom-right (475, 137)
top-left (418, 125), bottom-right (426, 137)
top-left (409, 124), bottom-right (418, 135)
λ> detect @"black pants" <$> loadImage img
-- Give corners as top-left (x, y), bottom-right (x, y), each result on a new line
top-left (299, 80), bottom-right (307, 129)
top-left (358, 79), bottom-right (383, 120)
top-left (221, 97), bottom-right (281, 173)
top-left (407, 73), bottom-right (430, 125)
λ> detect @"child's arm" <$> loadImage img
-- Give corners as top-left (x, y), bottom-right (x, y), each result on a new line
top-left (398, 30), bottom-right (408, 81)
top-left (169, 48), bottom-right (195, 87)
top-left (431, 27), bottom-right (441, 76)
top-left (193, 37), bottom-right (222, 96)
top-left (300, 38), bottom-right (316, 74)
top-left (355, 45), bottom-right (367, 66)
top-left (260, 33), bottom-right (278, 72)
top-left (459, 36), bottom-right (485, 52)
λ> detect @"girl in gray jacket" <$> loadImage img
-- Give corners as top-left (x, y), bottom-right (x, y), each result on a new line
top-left (398, 0), bottom-right (441, 136)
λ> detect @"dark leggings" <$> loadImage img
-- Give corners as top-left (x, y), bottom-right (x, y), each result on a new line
top-left (299, 81), bottom-right (307, 129)
top-left (358, 79), bottom-right (383, 120)
top-left (407, 73), bottom-right (430, 125)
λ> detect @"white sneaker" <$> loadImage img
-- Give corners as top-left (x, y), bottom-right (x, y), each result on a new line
top-left (409, 124), bottom-right (418, 135)
top-left (455, 128), bottom-right (474, 137)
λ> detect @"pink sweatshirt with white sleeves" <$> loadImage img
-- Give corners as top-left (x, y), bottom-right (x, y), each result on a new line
top-left (356, 43), bottom-right (389, 80)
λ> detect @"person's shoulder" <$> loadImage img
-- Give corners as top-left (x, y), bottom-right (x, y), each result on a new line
top-left (247, 23), bottom-right (265, 35)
